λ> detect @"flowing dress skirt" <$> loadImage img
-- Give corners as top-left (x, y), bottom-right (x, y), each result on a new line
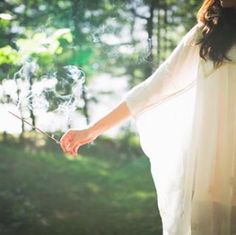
top-left (135, 63), bottom-right (236, 235)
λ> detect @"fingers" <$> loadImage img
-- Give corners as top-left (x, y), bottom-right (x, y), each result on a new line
top-left (60, 128), bottom-right (92, 157)
top-left (60, 130), bottom-right (74, 153)
top-left (64, 142), bottom-right (80, 157)
top-left (69, 141), bottom-right (81, 155)
top-left (71, 145), bottom-right (80, 157)
top-left (60, 130), bottom-right (81, 157)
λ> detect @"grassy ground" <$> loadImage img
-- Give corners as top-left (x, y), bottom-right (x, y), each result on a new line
top-left (0, 139), bottom-right (162, 235)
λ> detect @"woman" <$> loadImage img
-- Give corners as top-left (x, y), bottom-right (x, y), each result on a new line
top-left (60, 0), bottom-right (236, 234)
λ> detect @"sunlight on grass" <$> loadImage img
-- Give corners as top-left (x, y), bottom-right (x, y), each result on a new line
top-left (98, 169), bottom-right (110, 177)
top-left (131, 191), bottom-right (156, 200)
top-left (86, 182), bottom-right (101, 193)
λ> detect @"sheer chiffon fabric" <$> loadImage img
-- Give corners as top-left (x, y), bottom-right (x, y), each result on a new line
top-left (122, 24), bottom-right (236, 235)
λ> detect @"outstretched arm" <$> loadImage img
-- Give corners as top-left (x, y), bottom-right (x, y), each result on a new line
top-left (60, 24), bottom-right (201, 156)
top-left (60, 100), bottom-right (131, 156)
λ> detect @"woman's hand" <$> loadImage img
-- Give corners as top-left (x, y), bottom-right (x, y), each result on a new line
top-left (60, 127), bottom-right (98, 156)
top-left (60, 101), bottom-right (131, 156)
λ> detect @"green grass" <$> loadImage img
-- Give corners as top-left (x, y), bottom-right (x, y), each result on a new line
top-left (0, 142), bottom-right (162, 235)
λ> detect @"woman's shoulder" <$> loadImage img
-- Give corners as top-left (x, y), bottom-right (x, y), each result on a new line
top-left (182, 23), bottom-right (203, 46)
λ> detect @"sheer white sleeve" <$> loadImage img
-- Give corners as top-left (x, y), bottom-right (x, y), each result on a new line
top-left (122, 24), bottom-right (202, 119)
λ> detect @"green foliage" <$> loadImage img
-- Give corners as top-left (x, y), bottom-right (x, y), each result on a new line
top-left (0, 46), bottom-right (19, 65)
top-left (0, 0), bottom-right (200, 81)
top-left (0, 46), bottom-right (20, 79)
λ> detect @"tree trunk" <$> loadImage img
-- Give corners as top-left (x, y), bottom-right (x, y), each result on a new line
top-left (72, 0), bottom-right (90, 125)
top-left (157, 7), bottom-right (161, 66)
top-left (28, 72), bottom-right (36, 130)
top-left (163, 6), bottom-right (168, 59)
top-left (15, 79), bottom-right (25, 137)
top-left (146, 0), bottom-right (155, 75)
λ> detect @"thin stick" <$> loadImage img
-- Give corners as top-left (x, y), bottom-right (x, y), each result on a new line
top-left (8, 111), bottom-right (60, 144)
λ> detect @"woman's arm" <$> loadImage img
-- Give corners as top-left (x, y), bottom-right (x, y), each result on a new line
top-left (89, 100), bottom-right (131, 137)
top-left (60, 24), bottom-right (201, 156)
top-left (60, 100), bottom-right (131, 156)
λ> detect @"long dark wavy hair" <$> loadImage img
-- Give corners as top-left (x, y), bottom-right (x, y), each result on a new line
top-left (197, 0), bottom-right (236, 66)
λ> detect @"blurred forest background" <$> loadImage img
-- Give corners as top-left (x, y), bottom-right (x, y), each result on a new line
top-left (0, 0), bottom-right (200, 235)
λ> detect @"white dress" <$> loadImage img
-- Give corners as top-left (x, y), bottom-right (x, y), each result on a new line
top-left (122, 24), bottom-right (236, 235)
